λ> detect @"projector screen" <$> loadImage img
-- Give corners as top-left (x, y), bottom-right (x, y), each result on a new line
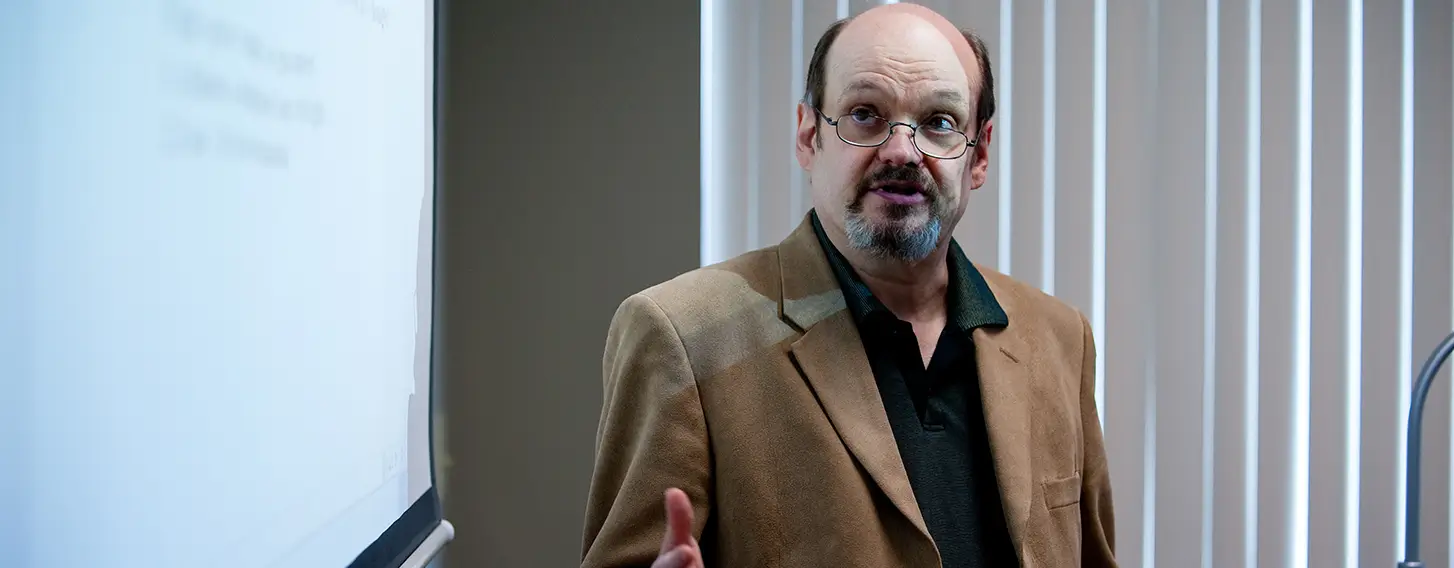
top-left (0, 0), bottom-right (444, 566)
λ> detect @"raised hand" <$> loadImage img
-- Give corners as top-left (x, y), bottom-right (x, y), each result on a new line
top-left (650, 488), bottom-right (703, 568)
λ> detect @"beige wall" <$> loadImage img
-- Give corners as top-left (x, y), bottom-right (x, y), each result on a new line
top-left (433, 1), bottom-right (701, 566)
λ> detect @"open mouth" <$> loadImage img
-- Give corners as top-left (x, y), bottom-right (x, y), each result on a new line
top-left (873, 182), bottom-right (923, 196)
top-left (867, 181), bottom-right (928, 205)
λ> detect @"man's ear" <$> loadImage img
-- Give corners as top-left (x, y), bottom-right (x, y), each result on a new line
top-left (795, 102), bottom-right (819, 171)
top-left (968, 121), bottom-right (993, 190)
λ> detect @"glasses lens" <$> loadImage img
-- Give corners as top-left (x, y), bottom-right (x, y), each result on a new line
top-left (915, 128), bottom-right (969, 158)
top-left (836, 113), bottom-right (889, 146)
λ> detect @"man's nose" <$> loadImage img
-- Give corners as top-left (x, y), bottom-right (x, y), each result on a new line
top-left (876, 125), bottom-right (922, 166)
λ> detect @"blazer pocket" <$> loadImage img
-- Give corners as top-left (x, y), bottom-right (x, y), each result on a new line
top-left (1042, 471), bottom-right (1083, 510)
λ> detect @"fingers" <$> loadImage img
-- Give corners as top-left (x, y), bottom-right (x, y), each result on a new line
top-left (650, 544), bottom-right (703, 568)
top-left (663, 488), bottom-right (695, 546)
top-left (656, 489), bottom-right (702, 567)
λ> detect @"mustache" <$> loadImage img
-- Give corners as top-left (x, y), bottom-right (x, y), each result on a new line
top-left (855, 165), bottom-right (937, 197)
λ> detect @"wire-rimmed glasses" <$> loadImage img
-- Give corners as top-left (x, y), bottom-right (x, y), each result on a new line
top-left (814, 107), bottom-right (977, 160)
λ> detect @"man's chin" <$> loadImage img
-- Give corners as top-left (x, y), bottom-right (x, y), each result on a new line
top-left (859, 211), bottom-right (934, 235)
top-left (844, 211), bottom-right (943, 261)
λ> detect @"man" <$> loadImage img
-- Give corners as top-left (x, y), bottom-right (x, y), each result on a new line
top-left (581, 4), bottom-right (1116, 567)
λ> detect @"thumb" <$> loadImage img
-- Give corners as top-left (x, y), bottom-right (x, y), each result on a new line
top-left (659, 488), bottom-right (696, 554)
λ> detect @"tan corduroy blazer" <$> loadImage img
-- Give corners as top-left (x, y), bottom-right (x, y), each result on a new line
top-left (581, 214), bottom-right (1117, 567)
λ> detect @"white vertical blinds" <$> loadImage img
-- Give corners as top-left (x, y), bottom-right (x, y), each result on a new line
top-left (699, 0), bottom-right (1454, 567)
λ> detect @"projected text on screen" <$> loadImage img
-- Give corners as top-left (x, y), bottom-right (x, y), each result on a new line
top-left (7, 0), bottom-right (437, 566)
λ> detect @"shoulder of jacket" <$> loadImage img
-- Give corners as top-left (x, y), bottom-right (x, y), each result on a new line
top-left (974, 262), bottom-right (1089, 349)
top-left (613, 246), bottom-right (793, 378)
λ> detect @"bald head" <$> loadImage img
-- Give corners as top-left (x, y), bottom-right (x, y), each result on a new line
top-left (802, 8), bottom-right (995, 133)
top-left (841, 4), bottom-right (982, 98)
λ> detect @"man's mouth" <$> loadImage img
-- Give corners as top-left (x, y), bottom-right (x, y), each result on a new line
top-left (869, 182), bottom-right (928, 205)
top-left (872, 181), bottom-right (923, 196)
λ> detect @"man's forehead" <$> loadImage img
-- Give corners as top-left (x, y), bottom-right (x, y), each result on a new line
top-left (836, 4), bottom-right (978, 89)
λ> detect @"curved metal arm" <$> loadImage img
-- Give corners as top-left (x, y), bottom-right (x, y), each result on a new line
top-left (1400, 330), bottom-right (1454, 568)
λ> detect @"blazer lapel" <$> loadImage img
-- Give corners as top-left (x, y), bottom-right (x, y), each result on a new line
top-left (969, 284), bottom-right (1035, 562)
top-left (777, 216), bottom-right (932, 541)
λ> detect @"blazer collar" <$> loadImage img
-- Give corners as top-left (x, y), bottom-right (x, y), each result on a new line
top-left (778, 212), bottom-right (1036, 561)
top-left (807, 210), bottom-right (1009, 333)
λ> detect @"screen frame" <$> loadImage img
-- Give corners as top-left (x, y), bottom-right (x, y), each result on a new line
top-left (347, 0), bottom-right (448, 564)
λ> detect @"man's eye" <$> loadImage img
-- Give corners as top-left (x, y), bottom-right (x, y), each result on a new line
top-left (925, 116), bottom-right (957, 131)
top-left (848, 108), bottom-right (879, 123)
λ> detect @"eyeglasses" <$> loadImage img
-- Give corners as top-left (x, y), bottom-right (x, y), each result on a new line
top-left (814, 107), bottom-right (978, 160)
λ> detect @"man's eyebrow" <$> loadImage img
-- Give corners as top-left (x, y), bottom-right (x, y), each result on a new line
top-left (836, 80), bottom-right (969, 110)
top-left (837, 79), bottom-right (891, 102)
top-left (928, 88), bottom-right (967, 106)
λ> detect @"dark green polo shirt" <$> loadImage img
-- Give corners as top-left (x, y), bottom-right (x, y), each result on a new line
top-left (811, 211), bottom-right (1017, 568)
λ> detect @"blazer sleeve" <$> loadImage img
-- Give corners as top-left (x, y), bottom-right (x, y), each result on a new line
top-left (1078, 312), bottom-right (1118, 567)
top-left (581, 293), bottom-right (712, 568)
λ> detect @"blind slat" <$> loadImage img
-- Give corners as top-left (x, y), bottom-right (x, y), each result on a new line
top-left (949, 0), bottom-right (1004, 270)
top-left (753, 0), bottom-right (794, 243)
top-left (1307, 0), bottom-right (1355, 566)
top-left (1409, 0), bottom-right (1454, 565)
top-left (1253, 1), bottom-right (1302, 566)
top-left (1051, 0), bottom-right (1096, 324)
top-left (1150, 0), bottom-right (1213, 565)
top-left (1211, 0), bottom-right (1256, 565)
top-left (1356, 0), bottom-right (1409, 563)
top-left (1008, 0), bottom-right (1046, 289)
top-left (1103, 0), bottom-right (1159, 565)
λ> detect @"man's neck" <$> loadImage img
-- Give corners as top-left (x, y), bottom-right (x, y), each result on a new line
top-left (839, 241), bottom-right (951, 324)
